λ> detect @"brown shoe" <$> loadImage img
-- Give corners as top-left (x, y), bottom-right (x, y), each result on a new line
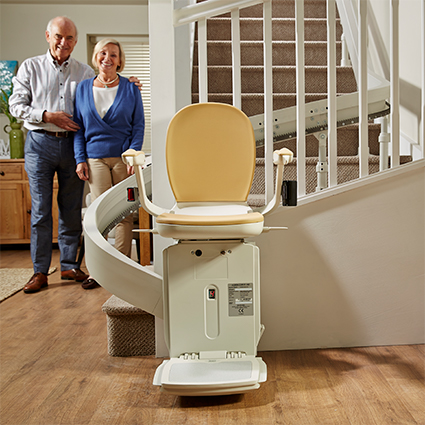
top-left (61, 268), bottom-right (89, 282)
top-left (24, 272), bottom-right (48, 293)
top-left (81, 278), bottom-right (100, 290)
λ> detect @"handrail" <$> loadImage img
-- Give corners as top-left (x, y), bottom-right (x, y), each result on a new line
top-left (174, 0), bottom-right (264, 26)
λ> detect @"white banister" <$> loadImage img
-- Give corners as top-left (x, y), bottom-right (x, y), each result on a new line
top-left (377, 116), bottom-right (390, 171)
top-left (197, 17), bottom-right (208, 103)
top-left (231, 8), bottom-right (242, 109)
top-left (295, 0), bottom-right (306, 196)
top-left (327, 0), bottom-right (337, 188)
top-left (341, 34), bottom-right (351, 67)
top-left (263, 0), bottom-right (273, 202)
top-left (390, 0), bottom-right (400, 168)
top-left (358, 0), bottom-right (369, 178)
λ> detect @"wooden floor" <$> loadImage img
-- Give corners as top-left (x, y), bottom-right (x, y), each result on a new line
top-left (0, 246), bottom-right (424, 425)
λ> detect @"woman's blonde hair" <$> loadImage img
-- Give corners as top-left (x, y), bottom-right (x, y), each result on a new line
top-left (92, 38), bottom-right (125, 72)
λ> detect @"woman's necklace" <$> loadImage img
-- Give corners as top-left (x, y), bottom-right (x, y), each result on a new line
top-left (97, 75), bottom-right (119, 88)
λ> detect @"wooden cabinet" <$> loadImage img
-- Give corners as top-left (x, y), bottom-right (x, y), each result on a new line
top-left (0, 159), bottom-right (58, 244)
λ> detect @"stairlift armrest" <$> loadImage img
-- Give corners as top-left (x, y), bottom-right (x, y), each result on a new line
top-left (273, 148), bottom-right (293, 166)
top-left (122, 148), bottom-right (145, 167)
top-left (258, 148), bottom-right (294, 217)
top-left (122, 149), bottom-right (168, 218)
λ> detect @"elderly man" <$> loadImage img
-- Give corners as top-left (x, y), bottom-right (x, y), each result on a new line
top-left (10, 17), bottom-right (96, 293)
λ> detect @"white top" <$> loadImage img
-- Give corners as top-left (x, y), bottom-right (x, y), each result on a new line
top-left (93, 85), bottom-right (119, 119)
top-left (9, 50), bottom-right (95, 132)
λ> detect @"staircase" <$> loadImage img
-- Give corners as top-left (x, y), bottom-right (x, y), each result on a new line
top-left (192, 0), bottom-right (411, 201)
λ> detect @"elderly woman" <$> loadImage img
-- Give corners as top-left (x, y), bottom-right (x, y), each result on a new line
top-left (74, 38), bottom-right (145, 289)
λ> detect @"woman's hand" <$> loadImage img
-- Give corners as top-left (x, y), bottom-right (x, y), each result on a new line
top-left (127, 164), bottom-right (135, 175)
top-left (76, 162), bottom-right (90, 181)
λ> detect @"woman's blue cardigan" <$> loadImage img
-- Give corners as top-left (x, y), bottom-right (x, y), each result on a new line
top-left (73, 76), bottom-right (145, 165)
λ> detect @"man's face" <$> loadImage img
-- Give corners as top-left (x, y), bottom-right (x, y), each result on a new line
top-left (45, 18), bottom-right (77, 65)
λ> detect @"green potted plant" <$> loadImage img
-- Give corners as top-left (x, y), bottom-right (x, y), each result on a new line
top-left (1, 82), bottom-right (24, 158)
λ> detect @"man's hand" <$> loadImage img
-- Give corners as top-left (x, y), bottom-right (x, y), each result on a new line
top-left (128, 76), bottom-right (143, 92)
top-left (76, 162), bottom-right (89, 181)
top-left (43, 111), bottom-right (80, 132)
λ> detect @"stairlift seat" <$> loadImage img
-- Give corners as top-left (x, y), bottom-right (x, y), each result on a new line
top-left (157, 212), bottom-right (263, 225)
top-left (154, 102), bottom-right (263, 240)
top-left (156, 211), bottom-right (264, 239)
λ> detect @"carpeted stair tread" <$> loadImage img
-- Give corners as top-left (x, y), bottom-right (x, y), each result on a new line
top-left (192, 66), bottom-right (357, 94)
top-left (102, 295), bottom-right (155, 357)
top-left (194, 40), bottom-right (342, 67)
top-left (202, 17), bottom-right (342, 41)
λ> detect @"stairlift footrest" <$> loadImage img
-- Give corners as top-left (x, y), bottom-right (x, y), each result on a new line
top-left (153, 356), bottom-right (267, 396)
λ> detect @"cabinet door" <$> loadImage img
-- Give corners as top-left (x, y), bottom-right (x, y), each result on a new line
top-left (0, 182), bottom-right (25, 241)
top-left (24, 183), bottom-right (59, 241)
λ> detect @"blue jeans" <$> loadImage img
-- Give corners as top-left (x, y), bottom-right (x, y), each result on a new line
top-left (25, 130), bottom-right (84, 274)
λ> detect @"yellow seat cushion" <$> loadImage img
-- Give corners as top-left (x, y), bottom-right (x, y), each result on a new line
top-left (166, 103), bottom-right (256, 203)
top-left (156, 212), bottom-right (264, 226)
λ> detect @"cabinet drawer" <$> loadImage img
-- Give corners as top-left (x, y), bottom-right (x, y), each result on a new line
top-left (0, 163), bottom-right (23, 181)
top-left (0, 182), bottom-right (25, 241)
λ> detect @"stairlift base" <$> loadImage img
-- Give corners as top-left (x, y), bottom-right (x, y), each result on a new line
top-left (154, 240), bottom-right (266, 396)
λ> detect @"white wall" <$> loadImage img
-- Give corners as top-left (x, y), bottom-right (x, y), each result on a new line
top-left (0, 3), bottom-right (148, 142)
top-left (257, 163), bottom-right (424, 350)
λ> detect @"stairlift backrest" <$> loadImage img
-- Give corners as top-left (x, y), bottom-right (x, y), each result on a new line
top-left (166, 103), bottom-right (256, 204)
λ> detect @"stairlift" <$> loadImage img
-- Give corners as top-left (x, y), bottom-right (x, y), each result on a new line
top-left (122, 102), bottom-right (294, 396)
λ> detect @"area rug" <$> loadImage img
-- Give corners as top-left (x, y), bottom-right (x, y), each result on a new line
top-left (0, 267), bottom-right (56, 302)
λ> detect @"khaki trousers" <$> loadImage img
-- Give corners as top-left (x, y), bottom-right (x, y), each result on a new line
top-left (87, 157), bottom-right (133, 257)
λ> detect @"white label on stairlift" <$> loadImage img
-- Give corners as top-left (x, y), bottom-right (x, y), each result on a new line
top-left (228, 283), bottom-right (253, 316)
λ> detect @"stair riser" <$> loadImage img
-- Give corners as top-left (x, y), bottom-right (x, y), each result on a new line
top-left (203, 18), bottom-right (342, 42)
top-left (194, 41), bottom-right (342, 66)
top-left (192, 67), bottom-right (357, 94)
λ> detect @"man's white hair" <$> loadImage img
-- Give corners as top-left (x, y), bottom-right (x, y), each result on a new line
top-left (46, 16), bottom-right (78, 40)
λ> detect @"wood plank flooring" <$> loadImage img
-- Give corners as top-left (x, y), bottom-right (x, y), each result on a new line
top-left (0, 246), bottom-right (424, 425)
